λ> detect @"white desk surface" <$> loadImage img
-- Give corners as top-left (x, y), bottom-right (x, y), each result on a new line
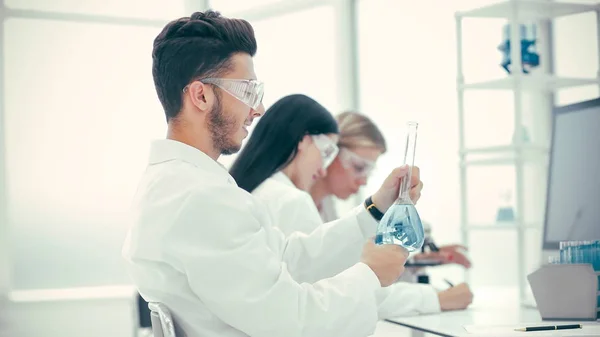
top-left (376, 308), bottom-right (599, 337)
top-left (372, 287), bottom-right (600, 337)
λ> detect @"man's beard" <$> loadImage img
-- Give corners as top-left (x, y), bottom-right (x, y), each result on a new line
top-left (206, 93), bottom-right (242, 155)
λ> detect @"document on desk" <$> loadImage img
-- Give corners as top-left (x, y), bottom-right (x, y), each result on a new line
top-left (463, 323), bottom-right (600, 336)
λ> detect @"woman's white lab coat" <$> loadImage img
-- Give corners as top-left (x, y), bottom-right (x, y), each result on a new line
top-left (253, 172), bottom-right (442, 318)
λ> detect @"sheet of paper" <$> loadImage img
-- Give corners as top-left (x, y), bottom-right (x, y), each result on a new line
top-left (463, 323), bottom-right (600, 336)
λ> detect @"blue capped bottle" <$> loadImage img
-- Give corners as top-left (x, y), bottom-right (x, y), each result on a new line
top-left (375, 121), bottom-right (425, 252)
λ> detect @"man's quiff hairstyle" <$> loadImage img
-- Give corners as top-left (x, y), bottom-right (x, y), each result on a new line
top-left (152, 10), bottom-right (257, 121)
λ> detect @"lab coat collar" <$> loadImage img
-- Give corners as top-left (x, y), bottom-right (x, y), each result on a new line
top-left (149, 139), bottom-right (233, 182)
top-left (271, 171), bottom-right (296, 188)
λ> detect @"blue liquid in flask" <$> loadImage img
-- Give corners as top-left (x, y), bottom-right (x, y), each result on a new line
top-left (374, 202), bottom-right (424, 252)
top-left (374, 121), bottom-right (425, 252)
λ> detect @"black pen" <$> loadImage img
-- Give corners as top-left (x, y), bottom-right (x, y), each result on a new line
top-left (514, 324), bottom-right (582, 332)
top-left (444, 279), bottom-right (454, 287)
top-left (428, 242), bottom-right (440, 252)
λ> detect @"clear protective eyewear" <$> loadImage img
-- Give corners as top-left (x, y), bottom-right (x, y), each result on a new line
top-left (338, 147), bottom-right (376, 178)
top-left (184, 78), bottom-right (264, 110)
top-left (311, 134), bottom-right (339, 170)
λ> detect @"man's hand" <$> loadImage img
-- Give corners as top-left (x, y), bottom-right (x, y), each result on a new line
top-left (371, 165), bottom-right (423, 213)
top-left (414, 244), bottom-right (472, 268)
top-left (437, 283), bottom-right (473, 311)
top-left (360, 240), bottom-right (409, 287)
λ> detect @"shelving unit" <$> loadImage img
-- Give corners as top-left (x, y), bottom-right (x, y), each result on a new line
top-left (460, 74), bottom-right (600, 90)
top-left (455, 0), bottom-right (600, 300)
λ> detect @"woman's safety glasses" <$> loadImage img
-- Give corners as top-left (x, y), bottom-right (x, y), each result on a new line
top-left (338, 148), bottom-right (376, 178)
top-left (184, 78), bottom-right (265, 110)
top-left (311, 134), bottom-right (339, 170)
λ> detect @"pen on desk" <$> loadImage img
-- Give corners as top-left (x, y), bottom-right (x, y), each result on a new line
top-left (428, 242), bottom-right (440, 252)
top-left (444, 279), bottom-right (454, 287)
top-left (514, 324), bottom-right (582, 332)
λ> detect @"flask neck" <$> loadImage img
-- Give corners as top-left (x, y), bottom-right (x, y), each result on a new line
top-left (397, 122), bottom-right (418, 202)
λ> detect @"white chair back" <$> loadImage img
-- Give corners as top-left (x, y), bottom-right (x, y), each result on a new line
top-left (148, 302), bottom-right (177, 337)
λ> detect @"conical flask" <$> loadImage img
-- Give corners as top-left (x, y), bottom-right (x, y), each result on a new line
top-left (374, 121), bottom-right (425, 252)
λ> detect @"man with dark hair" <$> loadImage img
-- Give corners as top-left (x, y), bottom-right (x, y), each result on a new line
top-left (152, 10), bottom-right (262, 155)
top-left (123, 11), bottom-right (421, 337)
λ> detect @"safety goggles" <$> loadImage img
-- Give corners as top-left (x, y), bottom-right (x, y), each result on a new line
top-left (311, 134), bottom-right (339, 170)
top-left (338, 147), bottom-right (376, 178)
top-left (184, 78), bottom-right (265, 110)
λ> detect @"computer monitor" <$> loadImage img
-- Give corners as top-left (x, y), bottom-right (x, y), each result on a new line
top-left (542, 97), bottom-right (600, 263)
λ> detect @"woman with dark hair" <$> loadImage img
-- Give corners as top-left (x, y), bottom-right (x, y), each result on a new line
top-left (231, 101), bottom-right (473, 318)
top-left (230, 94), bottom-right (341, 236)
top-left (230, 94), bottom-right (339, 194)
top-left (231, 95), bottom-right (457, 319)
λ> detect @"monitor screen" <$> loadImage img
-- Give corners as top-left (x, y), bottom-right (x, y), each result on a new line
top-left (543, 98), bottom-right (600, 249)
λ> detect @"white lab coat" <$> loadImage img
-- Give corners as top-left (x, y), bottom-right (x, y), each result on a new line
top-left (253, 172), bottom-right (441, 318)
top-left (122, 139), bottom-right (385, 337)
top-left (318, 195), bottom-right (339, 223)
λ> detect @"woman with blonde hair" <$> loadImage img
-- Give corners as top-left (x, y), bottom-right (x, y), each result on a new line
top-left (310, 111), bottom-right (474, 312)
top-left (310, 111), bottom-right (390, 222)
top-left (312, 112), bottom-right (472, 267)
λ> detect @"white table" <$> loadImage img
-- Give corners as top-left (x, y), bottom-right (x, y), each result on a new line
top-left (372, 287), bottom-right (600, 337)
top-left (375, 308), bottom-right (599, 337)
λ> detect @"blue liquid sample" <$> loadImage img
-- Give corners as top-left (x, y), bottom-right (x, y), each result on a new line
top-left (374, 203), bottom-right (425, 252)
